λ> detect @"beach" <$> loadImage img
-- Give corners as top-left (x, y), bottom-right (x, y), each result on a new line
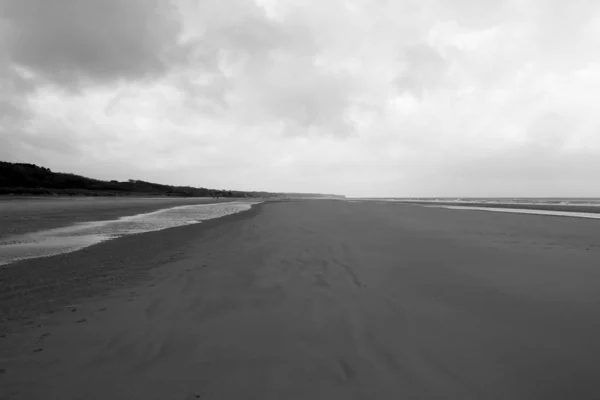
top-left (2, 200), bottom-right (600, 399)
top-left (0, 197), bottom-right (242, 239)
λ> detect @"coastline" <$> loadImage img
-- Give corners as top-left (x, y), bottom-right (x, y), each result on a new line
top-left (0, 196), bottom-right (246, 239)
top-left (0, 202), bottom-right (265, 326)
top-left (374, 200), bottom-right (600, 214)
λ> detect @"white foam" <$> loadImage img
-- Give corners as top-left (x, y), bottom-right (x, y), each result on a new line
top-left (0, 201), bottom-right (258, 266)
top-left (434, 205), bottom-right (600, 220)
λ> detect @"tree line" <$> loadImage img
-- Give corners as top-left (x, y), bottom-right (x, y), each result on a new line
top-left (0, 161), bottom-right (281, 198)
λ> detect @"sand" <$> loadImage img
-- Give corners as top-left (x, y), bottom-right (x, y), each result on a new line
top-left (2, 200), bottom-right (600, 399)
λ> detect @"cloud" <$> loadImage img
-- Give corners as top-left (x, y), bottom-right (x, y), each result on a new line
top-left (1, 0), bottom-right (183, 87)
top-left (172, 0), bottom-right (358, 134)
top-left (2, 0), bottom-right (600, 196)
top-left (394, 44), bottom-right (448, 98)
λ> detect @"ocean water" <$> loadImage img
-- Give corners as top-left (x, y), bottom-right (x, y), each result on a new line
top-left (353, 197), bottom-right (600, 206)
top-left (420, 198), bottom-right (600, 206)
top-left (0, 201), bottom-right (257, 266)
top-left (437, 206), bottom-right (600, 219)
top-left (346, 198), bottom-right (600, 219)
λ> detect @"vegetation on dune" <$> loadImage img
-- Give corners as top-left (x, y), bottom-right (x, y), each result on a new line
top-left (0, 161), bottom-right (274, 197)
top-left (0, 161), bottom-right (344, 198)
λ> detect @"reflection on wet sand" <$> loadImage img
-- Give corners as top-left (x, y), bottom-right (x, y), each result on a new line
top-left (0, 202), bottom-right (256, 266)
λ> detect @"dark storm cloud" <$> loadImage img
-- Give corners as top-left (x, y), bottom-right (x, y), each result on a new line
top-left (0, 0), bottom-right (183, 87)
top-left (0, 0), bottom-right (186, 162)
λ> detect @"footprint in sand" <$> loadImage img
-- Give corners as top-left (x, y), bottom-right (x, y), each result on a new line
top-left (36, 333), bottom-right (50, 343)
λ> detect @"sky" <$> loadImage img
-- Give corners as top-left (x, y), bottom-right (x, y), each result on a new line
top-left (1, 0), bottom-right (599, 197)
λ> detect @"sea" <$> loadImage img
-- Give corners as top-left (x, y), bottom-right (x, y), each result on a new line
top-left (355, 197), bottom-right (600, 205)
top-left (347, 197), bottom-right (600, 219)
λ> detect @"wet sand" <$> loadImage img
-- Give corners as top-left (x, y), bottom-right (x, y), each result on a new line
top-left (0, 196), bottom-right (239, 239)
top-left (2, 200), bottom-right (600, 399)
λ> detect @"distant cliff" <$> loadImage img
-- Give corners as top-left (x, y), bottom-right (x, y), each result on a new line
top-left (0, 161), bottom-right (344, 199)
top-left (283, 193), bottom-right (346, 199)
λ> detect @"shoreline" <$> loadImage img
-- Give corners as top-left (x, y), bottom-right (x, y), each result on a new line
top-left (0, 202), bottom-right (265, 327)
top-left (430, 204), bottom-right (600, 220)
top-left (0, 196), bottom-right (249, 239)
top-left (377, 200), bottom-right (600, 214)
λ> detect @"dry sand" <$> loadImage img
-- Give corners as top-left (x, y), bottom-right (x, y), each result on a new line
top-left (2, 200), bottom-right (600, 399)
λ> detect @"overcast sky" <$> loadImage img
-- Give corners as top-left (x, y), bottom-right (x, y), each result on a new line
top-left (1, 0), bottom-right (599, 197)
